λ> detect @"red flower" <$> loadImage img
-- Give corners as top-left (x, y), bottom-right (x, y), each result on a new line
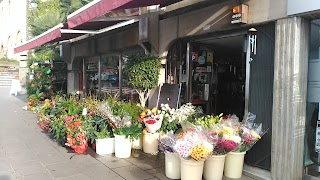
top-left (145, 119), bottom-right (156, 124)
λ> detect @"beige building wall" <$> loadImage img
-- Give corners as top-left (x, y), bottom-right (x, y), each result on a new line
top-left (0, 0), bottom-right (28, 60)
top-left (158, 0), bottom-right (287, 59)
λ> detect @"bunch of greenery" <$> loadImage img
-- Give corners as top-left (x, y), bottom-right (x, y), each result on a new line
top-left (113, 124), bottom-right (143, 141)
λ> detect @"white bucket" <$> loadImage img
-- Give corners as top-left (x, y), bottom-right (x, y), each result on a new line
top-left (95, 138), bottom-right (115, 155)
top-left (180, 157), bottom-right (204, 180)
top-left (143, 132), bottom-right (159, 154)
top-left (165, 152), bottom-right (181, 179)
top-left (203, 154), bottom-right (226, 180)
top-left (224, 151), bottom-right (246, 179)
top-left (131, 136), bottom-right (143, 150)
top-left (114, 134), bottom-right (132, 158)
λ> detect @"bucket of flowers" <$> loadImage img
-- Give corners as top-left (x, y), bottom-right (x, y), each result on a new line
top-left (174, 128), bottom-right (214, 180)
top-left (138, 107), bottom-right (163, 154)
top-left (222, 113), bottom-right (267, 179)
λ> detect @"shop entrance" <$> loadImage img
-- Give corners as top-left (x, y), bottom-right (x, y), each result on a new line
top-left (167, 34), bottom-right (246, 118)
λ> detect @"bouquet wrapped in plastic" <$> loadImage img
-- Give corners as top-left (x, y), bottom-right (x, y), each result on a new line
top-left (173, 128), bottom-right (216, 161)
top-left (236, 113), bottom-right (267, 152)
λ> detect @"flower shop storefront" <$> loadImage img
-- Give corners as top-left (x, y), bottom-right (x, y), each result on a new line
top-left (165, 22), bottom-right (275, 173)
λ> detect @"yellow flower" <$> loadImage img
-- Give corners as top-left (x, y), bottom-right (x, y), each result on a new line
top-left (151, 107), bottom-right (158, 114)
top-left (251, 130), bottom-right (261, 139)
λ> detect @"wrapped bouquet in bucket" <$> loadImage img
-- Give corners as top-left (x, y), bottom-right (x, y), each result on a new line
top-left (222, 113), bottom-right (267, 179)
top-left (173, 128), bottom-right (216, 180)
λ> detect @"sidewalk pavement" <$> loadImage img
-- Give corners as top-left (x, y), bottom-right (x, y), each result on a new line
top-left (0, 87), bottom-right (256, 180)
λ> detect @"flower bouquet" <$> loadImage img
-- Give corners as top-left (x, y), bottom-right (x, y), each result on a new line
top-left (139, 107), bottom-right (163, 133)
top-left (159, 104), bottom-right (179, 134)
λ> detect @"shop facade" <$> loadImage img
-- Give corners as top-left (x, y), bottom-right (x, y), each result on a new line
top-left (14, 0), bottom-right (320, 179)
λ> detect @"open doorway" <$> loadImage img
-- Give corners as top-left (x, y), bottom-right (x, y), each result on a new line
top-left (191, 35), bottom-right (246, 118)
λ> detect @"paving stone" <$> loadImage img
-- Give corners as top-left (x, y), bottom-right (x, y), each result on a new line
top-left (6, 150), bottom-right (39, 163)
top-left (46, 162), bottom-right (82, 178)
top-left (113, 165), bottom-right (154, 180)
top-left (36, 152), bottom-right (68, 166)
top-left (1, 142), bottom-right (30, 153)
top-left (126, 155), bottom-right (164, 170)
top-left (22, 172), bottom-right (53, 180)
top-left (11, 161), bottom-right (47, 176)
top-left (78, 163), bottom-right (124, 180)
top-left (56, 174), bottom-right (89, 180)
top-left (67, 154), bottom-right (100, 166)
top-left (0, 158), bottom-right (13, 173)
top-left (146, 167), bottom-right (170, 180)
top-left (97, 155), bottom-right (132, 169)
top-left (0, 171), bottom-right (17, 180)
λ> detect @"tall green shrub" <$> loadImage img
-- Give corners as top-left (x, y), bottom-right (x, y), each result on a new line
top-left (126, 54), bottom-right (161, 108)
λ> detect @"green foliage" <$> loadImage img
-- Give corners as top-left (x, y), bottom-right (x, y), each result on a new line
top-left (113, 124), bottom-right (143, 141)
top-left (59, 0), bottom-right (92, 21)
top-left (94, 127), bottom-right (110, 139)
top-left (27, 61), bottom-right (53, 98)
top-left (50, 116), bottom-right (67, 140)
top-left (160, 119), bottom-right (179, 134)
top-left (126, 54), bottom-right (161, 91)
top-left (195, 114), bottom-right (223, 128)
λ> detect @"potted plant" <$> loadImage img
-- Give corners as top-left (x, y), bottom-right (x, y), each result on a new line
top-left (94, 126), bottom-right (114, 155)
top-left (126, 53), bottom-right (161, 108)
top-left (113, 124), bottom-right (142, 158)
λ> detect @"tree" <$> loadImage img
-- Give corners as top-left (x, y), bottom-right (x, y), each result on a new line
top-left (126, 54), bottom-right (161, 108)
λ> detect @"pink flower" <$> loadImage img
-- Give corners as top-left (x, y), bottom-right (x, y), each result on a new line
top-left (223, 140), bottom-right (238, 151)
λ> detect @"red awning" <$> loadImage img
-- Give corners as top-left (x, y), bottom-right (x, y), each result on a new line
top-left (14, 23), bottom-right (85, 54)
top-left (67, 0), bottom-right (182, 29)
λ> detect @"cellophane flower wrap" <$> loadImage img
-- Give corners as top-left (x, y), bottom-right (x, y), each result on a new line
top-left (173, 128), bottom-right (215, 161)
top-left (236, 113), bottom-right (267, 152)
top-left (214, 114), bottom-right (242, 154)
top-left (138, 107), bottom-right (163, 133)
top-left (159, 132), bottom-right (176, 153)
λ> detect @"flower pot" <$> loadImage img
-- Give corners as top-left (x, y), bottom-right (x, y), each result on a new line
top-left (132, 136), bottom-right (143, 150)
top-left (180, 157), bottom-right (204, 180)
top-left (96, 138), bottom-right (115, 155)
top-left (224, 151), bottom-right (246, 179)
top-left (203, 154), bottom-right (227, 180)
top-left (114, 134), bottom-right (132, 158)
top-left (143, 132), bottom-right (159, 154)
top-left (72, 142), bottom-right (88, 154)
top-left (165, 152), bottom-right (180, 179)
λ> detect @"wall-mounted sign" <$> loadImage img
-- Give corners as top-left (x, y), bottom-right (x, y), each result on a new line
top-left (231, 4), bottom-right (248, 24)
